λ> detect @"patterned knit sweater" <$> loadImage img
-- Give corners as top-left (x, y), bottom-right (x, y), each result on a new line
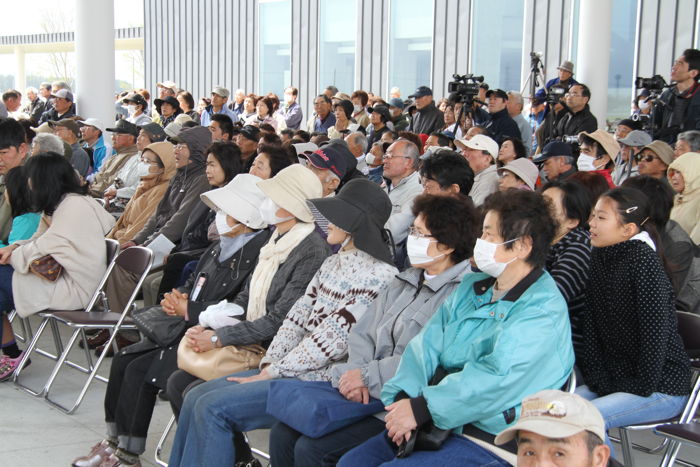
top-left (262, 248), bottom-right (398, 381)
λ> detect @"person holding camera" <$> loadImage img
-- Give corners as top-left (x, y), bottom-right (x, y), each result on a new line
top-left (653, 48), bottom-right (700, 144)
top-left (554, 84), bottom-right (598, 139)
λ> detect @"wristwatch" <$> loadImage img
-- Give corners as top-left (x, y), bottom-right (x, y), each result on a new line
top-left (210, 334), bottom-right (219, 347)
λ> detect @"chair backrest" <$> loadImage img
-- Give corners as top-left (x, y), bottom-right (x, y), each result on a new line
top-left (105, 239), bottom-right (120, 265)
top-left (677, 311), bottom-right (700, 354)
top-left (108, 246), bottom-right (153, 314)
top-left (563, 371), bottom-right (577, 393)
top-left (115, 245), bottom-right (154, 277)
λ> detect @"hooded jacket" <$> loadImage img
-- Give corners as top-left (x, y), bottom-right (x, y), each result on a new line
top-left (669, 152), bottom-right (700, 243)
top-left (133, 126), bottom-right (212, 245)
top-left (107, 142), bottom-right (177, 243)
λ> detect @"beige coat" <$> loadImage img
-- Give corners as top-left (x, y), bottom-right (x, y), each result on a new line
top-left (89, 144), bottom-right (139, 196)
top-left (11, 194), bottom-right (116, 317)
top-left (107, 142), bottom-right (177, 243)
top-left (669, 152), bottom-right (700, 243)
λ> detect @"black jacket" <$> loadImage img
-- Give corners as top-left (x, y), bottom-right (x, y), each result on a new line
top-left (122, 230), bottom-right (272, 389)
top-left (408, 101), bottom-right (444, 135)
top-left (654, 83), bottom-right (700, 144)
top-left (484, 108), bottom-right (521, 143)
top-left (38, 106), bottom-right (76, 125)
top-left (554, 104), bottom-right (597, 138)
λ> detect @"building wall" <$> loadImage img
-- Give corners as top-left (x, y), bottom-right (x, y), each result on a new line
top-left (144, 0), bottom-right (700, 120)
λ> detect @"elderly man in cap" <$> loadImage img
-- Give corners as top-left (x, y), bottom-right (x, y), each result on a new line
top-left (407, 86), bottom-right (444, 135)
top-left (485, 89), bottom-right (521, 143)
top-left (492, 389), bottom-right (617, 466)
top-left (388, 98), bottom-right (409, 132)
top-left (455, 134), bottom-right (500, 206)
top-left (51, 119), bottom-right (91, 177)
top-left (200, 86), bottom-right (239, 126)
top-left (38, 88), bottom-right (76, 124)
top-left (534, 141), bottom-right (577, 183)
top-left (303, 145), bottom-right (348, 198)
top-left (545, 60), bottom-right (579, 91)
top-left (90, 120), bottom-right (140, 197)
top-left (636, 140), bottom-right (675, 180)
top-left (236, 125), bottom-right (261, 171)
top-left (611, 129), bottom-right (652, 185)
top-left (123, 93), bottom-right (152, 126)
top-left (80, 118), bottom-right (113, 174)
top-left (154, 95), bottom-right (183, 128)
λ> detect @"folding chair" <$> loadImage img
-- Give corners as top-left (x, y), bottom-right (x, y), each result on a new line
top-left (15, 245), bottom-right (151, 414)
top-left (13, 239), bottom-right (119, 396)
top-left (654, 420), bottom-right (700, 467)
top-left (8, 309), bottom-right (32, 344)
top-left (614, 311), bottom-right (700, 466)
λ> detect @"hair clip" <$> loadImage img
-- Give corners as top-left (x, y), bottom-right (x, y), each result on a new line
top-left (640, 216), bottom-right (650, 226)
top-left (625, 206), bottom-right (638, 214)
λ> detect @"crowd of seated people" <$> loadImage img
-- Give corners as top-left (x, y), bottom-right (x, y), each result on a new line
top-left (0, 50), bottom-right (697, 467)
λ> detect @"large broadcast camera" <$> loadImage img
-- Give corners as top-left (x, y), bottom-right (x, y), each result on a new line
top-left (633, 74), bottom-right (670, 136)
top-left (448, 73), bottom-right (484, 107)
top-left (634, 75), bottom-right (668, 93)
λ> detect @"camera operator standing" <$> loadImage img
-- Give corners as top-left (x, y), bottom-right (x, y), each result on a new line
top-left (654, 48), bottom-right (700, 144)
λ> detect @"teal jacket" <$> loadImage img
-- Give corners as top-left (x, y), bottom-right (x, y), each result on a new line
top-left (381, 268), bottom-right (574, 435)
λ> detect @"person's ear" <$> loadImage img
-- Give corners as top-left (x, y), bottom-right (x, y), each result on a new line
top-left (592, 444), bottom-right (610, 467)
top-left (329, 177), bottom-right (340, 192)
top-left (448, 183), bottom-right (461, 195)
top-left (690, 68), bottom-right (699, 81)
top-left (621, 222), bottom-right (639, 238)
top-left (515, 235), bottom-right (533, 259)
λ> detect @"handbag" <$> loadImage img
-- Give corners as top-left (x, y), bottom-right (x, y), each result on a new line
top-left (266, 380), bottom-right (385, 439)
top-left (396, 366), bottom-right (452, 458)
top-left (176, 338), bottom-right (266, 381)
top-left (131, 306), bottom-right (187, 348)
top-left (29, 255), bottom-right (63, 282)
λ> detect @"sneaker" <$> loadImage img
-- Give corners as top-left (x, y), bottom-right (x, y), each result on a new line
top-left (0, 352), bottom-right (26, 382)
top-left (72, 440), bottom-right (115, 467)
top-left (99, 453), bottom-right (141, 467)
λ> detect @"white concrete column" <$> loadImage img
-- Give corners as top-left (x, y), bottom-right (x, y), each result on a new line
top-left (576, 0), bottom-right (613, 129)
top-left (75, 0), bottom-right (115, 126)
top-left (14, 46), bottom-right (26, 93)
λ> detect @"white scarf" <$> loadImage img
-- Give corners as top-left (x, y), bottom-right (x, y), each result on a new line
top-left (246, 222), bottom-right (315, 321)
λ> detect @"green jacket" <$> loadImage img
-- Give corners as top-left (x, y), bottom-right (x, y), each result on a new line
top-left (381, 268), bottom-right (574, 435)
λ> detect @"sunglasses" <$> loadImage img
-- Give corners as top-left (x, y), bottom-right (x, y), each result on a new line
top-left (634, 153), bottom-right (658, 163)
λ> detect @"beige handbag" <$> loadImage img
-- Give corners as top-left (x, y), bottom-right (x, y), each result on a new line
top-left (176, 338), bottom-right (266, 381)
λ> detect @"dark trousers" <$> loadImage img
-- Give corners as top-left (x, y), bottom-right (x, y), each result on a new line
top-left (104, 349), bottom-right (160, 454)
top-left (269, 416), bottom-right (386, 467)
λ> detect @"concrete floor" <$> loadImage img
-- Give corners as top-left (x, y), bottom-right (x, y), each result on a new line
top-left (2, 314), bottom-right (698, 467)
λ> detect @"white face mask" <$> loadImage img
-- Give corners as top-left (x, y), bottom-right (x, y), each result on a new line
top-left (215, 211), bottom-right (235, 236)
top-left (259, 197), bottom-right (294, 225)
top-left (365, 153), bottom-right (377, 166)
top-left (353, 104), bottom-right (362, 113)
top-left (638, 99), bottom-right (650, 111)
top-left (407, 234), bottom-right (444, 266)
top-left (136, 160), bottom-right (153, 178)
top-left (576, 154), bottom-right (601, 172)
top-left (127, 104), bottom-right (137, 115)
top-left (473, 238), bottom-right (518, 278)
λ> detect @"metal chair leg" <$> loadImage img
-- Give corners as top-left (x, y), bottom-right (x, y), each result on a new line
top-left (619, 428), bottom-right (635, 467)
top-left (155, 415), bottom-right (176, 467)
top-left (12, 316), bottom-right (52, 396)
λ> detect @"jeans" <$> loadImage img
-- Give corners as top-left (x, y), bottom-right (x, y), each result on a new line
top-left (337, 431), bottom-right (512, 467)
top-left (575, 385), bottom-right (688, 452)
top-left (168, 369), bottom-right (283, 467)
top-left (269, 417), bottom-right (386, 467)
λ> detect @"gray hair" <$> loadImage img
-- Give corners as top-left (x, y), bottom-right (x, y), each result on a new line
top-left (39, 82), bottom-right (52, 91)
top-left (557, 155), bottom-right (575, 166)
top-left (33, 133), bottom-right (65, 156)
top-left (507, 91), bottom-right (524, 109)
top-left (396, 138), bottom-right (420, 169)
top-left (677, 130), bottom-right (700, 152)
top-left (25, 86), bottom-right (38, 95)
top-left (348, 131), bottom-right (368, 151)
top-left (52, 81), bottom-right (71, 91)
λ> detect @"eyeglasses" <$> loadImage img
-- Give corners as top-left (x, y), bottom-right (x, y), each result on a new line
top-left (635, 153), bottom-right (659, 163)
top-left (382, 151), bottom-right (411, 161)
top-left (140, 157), bottom-right (159, 165)
top-left (409, 226), bottom-right (433, 239)
top-left (174, 143), bottom-right (187, 150)
top-left (565, 93), bottom-right (583, 97)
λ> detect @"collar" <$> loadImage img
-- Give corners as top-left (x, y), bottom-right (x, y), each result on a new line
top-left (472, 267), bottom-right (544, 302)
top-left (388, 170), bottom-right (419, 191)
top-left (397, 260), bottom-right (470, 291)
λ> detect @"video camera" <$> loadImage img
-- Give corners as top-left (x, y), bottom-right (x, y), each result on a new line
top-left (546, 85), bottom-right (567, 106)
top-left (634, 75), bottom-right (668, 93)
top-left (447, 73), bottom-right (484, 106)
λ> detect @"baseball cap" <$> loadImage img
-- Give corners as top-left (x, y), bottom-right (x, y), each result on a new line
top-left (486, 89), bottom-right (509, 101)
top-left (291, 142), bottom-right (319, 157)
top-left (238, 125), bottom-right (261, 142)
top-left (49, 119), bottom-right (81, 137)
top-left (388, 98), bottom-right (405, 110)
top-left (618, 130), bottom-right (652, 147)
top-left (408, 86), bottom-right (433, 99)
top-left (105, 119), bottom-right (140, 137)
top-left (495, 390), bottom-right (605, 445)
top-left (498, 158), bottom-right (540, 190)
top-left (139, 122), bottom-right (167, 142)
top-left (78, 118), bottom-right (106, 134)
top-left (211, 86), bottom-right (230, 98)
top-left (305, 146), bottom-right (348, 179)
top-left (454, 134), bottom-right (499, 159)
top-left (51, 89), bottom-right (74, 101)
top-left (156, 80), bottom-right (178, 90)
top-left (533, 141), bottom-right (573, 163)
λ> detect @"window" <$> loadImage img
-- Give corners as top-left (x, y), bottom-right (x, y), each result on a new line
top-left (470, 0), bottom-right (525, 92)
top-left (388, 0), bottom-right (433, 96)
top-left (607, 0), bottom-right (638, 119)
top-left (259, 0), bottom-right (291, 96)
top-left (319, 0), bottom-right (357, 94)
